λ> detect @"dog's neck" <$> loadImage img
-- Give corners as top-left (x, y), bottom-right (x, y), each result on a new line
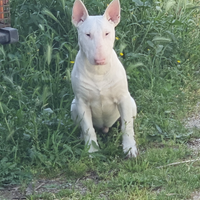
top-left (80, 50), bottom-right (113, 76)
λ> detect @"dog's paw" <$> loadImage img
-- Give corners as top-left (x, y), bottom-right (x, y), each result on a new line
top-left (123, 142), bottom-right (138, 158)
top-left (126, 146), bottom-right (138, 158)
top-left (88, 140), bottom-right (99, 153)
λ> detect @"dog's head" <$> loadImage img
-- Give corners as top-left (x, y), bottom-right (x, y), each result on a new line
top-left (72, 0), bottom-right (120, 66)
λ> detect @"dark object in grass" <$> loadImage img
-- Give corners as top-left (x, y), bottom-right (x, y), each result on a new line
top-left (0, 27), bottom-right (19, 44)
top-left (0, 0), bottom-right (19, 44)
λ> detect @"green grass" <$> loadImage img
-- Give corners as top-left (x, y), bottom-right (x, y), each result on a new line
top-left (0, 0), bottom-right (200, 199)
top-left (26, 142), bottom-right (200, 200)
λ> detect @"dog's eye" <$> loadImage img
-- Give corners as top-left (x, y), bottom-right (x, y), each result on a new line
top-left (86, 33), bottom-right (91, 37)
top-left (105, 32), bottom-right (110, 36)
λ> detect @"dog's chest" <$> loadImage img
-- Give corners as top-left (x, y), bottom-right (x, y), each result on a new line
top-left (76, 75), bottom-right (121, 105)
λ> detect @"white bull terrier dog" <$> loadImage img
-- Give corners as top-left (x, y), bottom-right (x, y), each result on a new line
top-left (71, 0), bottom-right (138, 157)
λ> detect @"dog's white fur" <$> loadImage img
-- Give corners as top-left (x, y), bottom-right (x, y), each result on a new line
top-left (71, 0), bottom-right (138, 157)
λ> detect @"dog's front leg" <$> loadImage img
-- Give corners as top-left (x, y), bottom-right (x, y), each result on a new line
top-left (118, 96), bottom-right (138, 157)
top-left (71, 99), bottom-right (99, 153)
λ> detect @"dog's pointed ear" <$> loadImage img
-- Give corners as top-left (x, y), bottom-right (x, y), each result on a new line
top-left (103, 0), bottom-right (121, 27)
top-left (72, 0), bottom-right (89, 27)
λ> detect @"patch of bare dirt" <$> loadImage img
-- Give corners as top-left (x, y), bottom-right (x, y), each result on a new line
top-left (185, 102), bottom-right (200, 200)
top-left (187, 139), bottom-right (200, 156)
top-left (185, 102), bottom-right (200, 129)
top-left (191, 192), bottom-right (200, 200)
top-left (0, 179), bottom-right (71, 200)
top-left (0, 172), bottom-right (99, 200)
